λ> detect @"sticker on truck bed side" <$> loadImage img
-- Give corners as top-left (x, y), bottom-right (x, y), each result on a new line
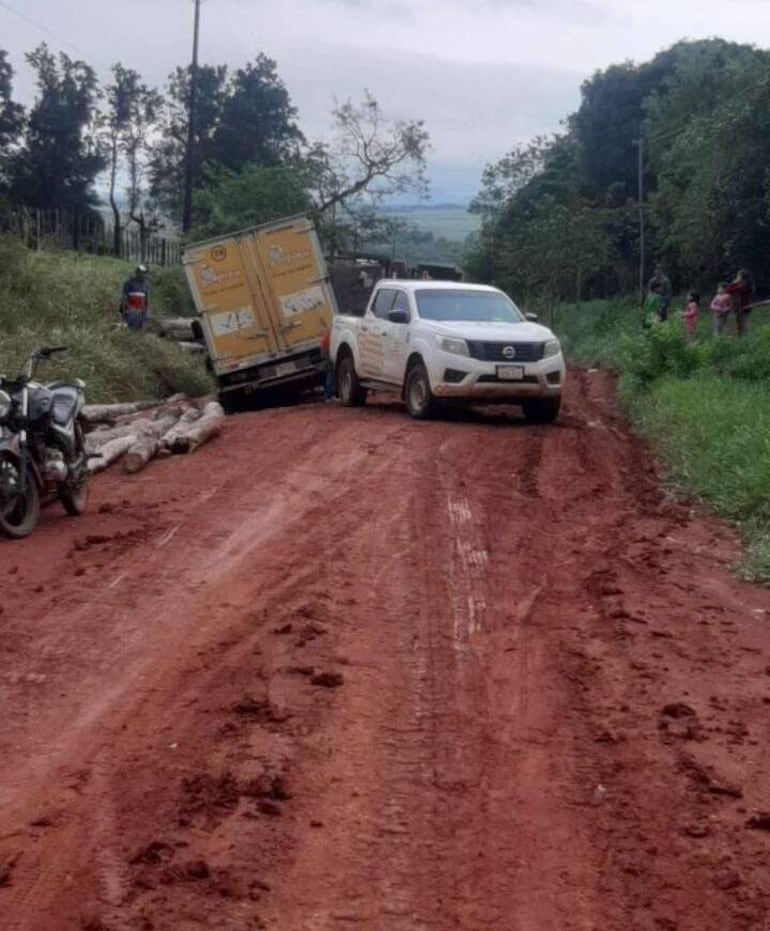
top-left (279, 285), bottom-right (325, 318)
top-left (210, 308), bottom-right (257, 336)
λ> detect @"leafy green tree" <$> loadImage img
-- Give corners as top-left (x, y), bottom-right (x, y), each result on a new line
top-left (192, 163), bottom-right (312, 240)
top-left (208, 56), bottom-right (303, 170)
top-left (149, 63), bottom-right (227, 219)
top-left (150, 56), bottom-right (302, 223)
top-left (0, 50), bottom-right (24, 191)
top-left (7, 44), bottom-right (104, 211)
top-left (469, 136), bottom-right (553, 221)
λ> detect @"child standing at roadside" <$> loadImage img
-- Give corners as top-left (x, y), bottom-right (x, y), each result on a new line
top-left (710, 283), bottom-right (733, 336)
top-left (682, 291), bottom-right (699, 343)
top-left (642, 280), bottom-right (663, 329)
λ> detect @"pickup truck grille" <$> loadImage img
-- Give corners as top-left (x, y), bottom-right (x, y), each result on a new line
top-left (466, 341), bottom-right (545, 363)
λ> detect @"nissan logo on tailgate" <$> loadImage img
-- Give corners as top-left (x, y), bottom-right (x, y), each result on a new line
top-left (502, 345), bottom-right (516, 359)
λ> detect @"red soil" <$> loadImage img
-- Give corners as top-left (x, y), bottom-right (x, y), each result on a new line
top-left (1, 370), bottom-right (769, 930)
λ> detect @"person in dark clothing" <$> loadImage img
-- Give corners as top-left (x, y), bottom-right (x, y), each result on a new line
top-left (121, 265), bottom-right (150, 330)
top-left (648, 265), bottom-right (673, 321)
top-left (725, 268), bottom-right (754, 336)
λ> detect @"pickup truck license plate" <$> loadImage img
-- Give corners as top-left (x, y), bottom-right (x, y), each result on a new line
top-left (496, 364), bottom-right (525, 381)
top-left (275, 360), bottom-right (298, 378)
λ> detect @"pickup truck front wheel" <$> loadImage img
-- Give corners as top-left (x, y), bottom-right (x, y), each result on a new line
top-left (404, 361), bottom-right (435, 420)
top-left (337, 354), bottom-right (367, 407)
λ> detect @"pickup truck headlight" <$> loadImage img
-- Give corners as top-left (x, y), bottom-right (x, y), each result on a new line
top-left (544, 339), bottom-right (562, 359)
top-left (436, 336), bottom-right (470, 357)
top-left (0, 389), bottom-right (11, 423)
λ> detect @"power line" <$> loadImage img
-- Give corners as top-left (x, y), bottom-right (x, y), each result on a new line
top-left (0, 0), bottom-right (105, 65)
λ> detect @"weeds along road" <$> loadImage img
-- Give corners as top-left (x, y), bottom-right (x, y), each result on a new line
top-left (1, 370), bottom-right (770, 931)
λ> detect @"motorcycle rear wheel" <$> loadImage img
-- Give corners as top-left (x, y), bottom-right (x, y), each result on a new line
top-left (0, 456), bottom-right (41, 539)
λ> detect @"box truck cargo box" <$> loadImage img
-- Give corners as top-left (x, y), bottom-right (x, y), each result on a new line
top-left (183, 215), bottom-right (337, 410)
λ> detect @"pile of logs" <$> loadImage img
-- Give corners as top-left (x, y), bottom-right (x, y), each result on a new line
top-left (155, 317), bottom-right (205, 354)
top-left (83, 394), bottom-right (225, 475)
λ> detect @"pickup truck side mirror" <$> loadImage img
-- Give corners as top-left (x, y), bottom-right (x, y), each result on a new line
top-left (525, 312), bottom-right (539, 322)
top-left (387, 309), bottom-right (410, 324)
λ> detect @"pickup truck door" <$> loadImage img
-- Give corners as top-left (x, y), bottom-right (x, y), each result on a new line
top-left (358, 288), bottom-right (396, 379)
top-left (381, 289), bottom-right (412, 384)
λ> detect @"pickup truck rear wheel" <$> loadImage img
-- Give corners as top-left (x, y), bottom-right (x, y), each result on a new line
top-left (522, 396), bottom-right (561, 424)
top-left (405, 361), bottom-right (435, 420)
top-left (337, 354), bottom-right (367, 407)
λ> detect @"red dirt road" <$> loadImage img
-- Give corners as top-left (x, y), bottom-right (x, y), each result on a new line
top-left (1, 371), bottom-right (770, 931)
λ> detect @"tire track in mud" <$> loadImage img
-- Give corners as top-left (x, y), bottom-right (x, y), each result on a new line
top-left (3, 386), bottom-right (770, 930)
top-left (0, 408), bottom-right (414, 931)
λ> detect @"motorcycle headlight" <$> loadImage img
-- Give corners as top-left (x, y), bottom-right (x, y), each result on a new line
top-left (436, 336), bottom-right (469, 356)
top-left (0, 389), bottom-right (11, 423)
top-left (544, 339), bottom-right (562, 359)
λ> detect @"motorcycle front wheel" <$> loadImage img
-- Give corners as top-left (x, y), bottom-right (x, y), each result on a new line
top-left (60, 420), bottom-right (90, 516)
top-left (0, 455), bottom-right (41, 539)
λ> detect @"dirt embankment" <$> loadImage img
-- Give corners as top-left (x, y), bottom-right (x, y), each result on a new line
top-left (1, 370), bottom-right (769, 931)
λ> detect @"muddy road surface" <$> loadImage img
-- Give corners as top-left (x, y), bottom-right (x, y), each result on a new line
top-left (1, 370), bottom-right (770, 931)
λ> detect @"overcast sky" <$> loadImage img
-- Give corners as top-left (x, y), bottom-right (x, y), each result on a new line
top-left (1, 0), bottom-right (768, 203)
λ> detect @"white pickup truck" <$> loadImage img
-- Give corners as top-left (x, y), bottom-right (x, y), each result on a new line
top-left (330, 280), bottom-right (566, 422)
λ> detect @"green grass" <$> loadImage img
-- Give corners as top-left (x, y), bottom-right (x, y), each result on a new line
top-left (555, 296), bottom-right (770, 581)
top-left (0, 237), bottom-right (212, 403)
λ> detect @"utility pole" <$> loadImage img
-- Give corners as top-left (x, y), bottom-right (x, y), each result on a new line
top-left (182, 0), bottom-right (201, 234)
top-left (634, 135), bottom-right (645, 305)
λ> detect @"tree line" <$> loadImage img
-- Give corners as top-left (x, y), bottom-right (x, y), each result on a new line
top-left (466, 38), bottom-right (770, 306)
top-left (0, 45), bottom-right (429, 252)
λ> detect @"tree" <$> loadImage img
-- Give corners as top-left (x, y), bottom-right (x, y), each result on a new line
top-left (192, 164), bottom-right (312, 240)
top-left (7, 44), bottom-right (104, 211)
top-left (0, 50), bottom-right (24, 191)
top-left (208, 56), bottom-right (303, 170)
top-left (150, 56), bottom-right (302, 224)
top-left (469, 136), bottom-right (553, 221)
top-left (105, 64), bottom-right (162, 256)
top-left (306, 91), bottom-right (429, 253)
top-left (149, 63), bottom-right (227, 220)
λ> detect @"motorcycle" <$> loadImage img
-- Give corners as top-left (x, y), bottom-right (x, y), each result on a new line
top-left (0, 346), bottom-right (89, 539)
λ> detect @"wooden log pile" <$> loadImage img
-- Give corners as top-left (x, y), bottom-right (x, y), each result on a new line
top-left (84, 396), bottom-right (225, 475)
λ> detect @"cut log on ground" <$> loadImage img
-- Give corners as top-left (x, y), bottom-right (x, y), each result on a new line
top-left (156, 318), bottom-right (197, 341)
top-left (122, 415), bottom-right (181, 474)
top-left (176, 341), bottom-right (206, 354)
top-left (82, 401), bottom-right (157, 426)
top-left (168, 402), bottom-right (225, 454)
top-left (88, 435), bottom-right (137, 473)
top-left (158, 408), bottom-right (202, 452)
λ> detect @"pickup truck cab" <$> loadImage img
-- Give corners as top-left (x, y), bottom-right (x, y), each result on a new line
top-left (330, 280), bottom-right (565, 422)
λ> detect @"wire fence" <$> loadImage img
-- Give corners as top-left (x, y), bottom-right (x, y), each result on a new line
top-left (0, 205), bottom-right (181, 266)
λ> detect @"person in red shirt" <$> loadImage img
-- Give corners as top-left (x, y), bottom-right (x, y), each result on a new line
top-left (725, 268), bottom-right (754, 336)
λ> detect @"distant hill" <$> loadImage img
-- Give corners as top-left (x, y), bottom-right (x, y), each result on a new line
top-left (378, 203), bottom-right (480, 243)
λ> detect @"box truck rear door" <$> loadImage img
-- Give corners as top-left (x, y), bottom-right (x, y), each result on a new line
top-left (243, 218), bottom-right (335, 352)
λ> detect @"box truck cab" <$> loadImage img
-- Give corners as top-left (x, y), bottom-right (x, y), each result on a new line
top-left (183, 216), bottom-right (337, 411)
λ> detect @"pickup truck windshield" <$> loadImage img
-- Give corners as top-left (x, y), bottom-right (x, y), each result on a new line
top-left (415, 290), bottom-right (523, 323)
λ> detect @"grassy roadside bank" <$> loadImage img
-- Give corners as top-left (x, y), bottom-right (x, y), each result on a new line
top-left (0, 237), bottom-right (213, 403)
top-left (555, 298), bottom-right (770, 582)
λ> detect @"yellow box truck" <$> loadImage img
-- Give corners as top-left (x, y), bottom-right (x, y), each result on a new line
top-left (183, 215), bottom-right (337, 410)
